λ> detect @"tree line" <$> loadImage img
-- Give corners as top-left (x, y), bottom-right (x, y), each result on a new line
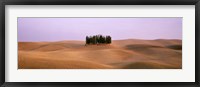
top-left (86, 35), bottom-right (112, 45)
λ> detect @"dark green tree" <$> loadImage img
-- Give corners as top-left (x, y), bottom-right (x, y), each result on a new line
top-left (106, 36), bottom-right (112, 44)
top-left (86, 36), bottom-right (90, 44)
top-left (85, 35), bottom-right (112, 45)
top-left (99, 35), bottom-right (103, 44)
top-left (102, 36), bottom-right (106, 43)
top-left (89, 36), bottom-right (93, 44)
top-left (96, 35), bottom-right (99, 44)
top-left (92, 36), bottom-right (96, 44)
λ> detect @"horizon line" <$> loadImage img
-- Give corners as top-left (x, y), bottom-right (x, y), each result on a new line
top-left (18, 38), bottom-right (182, 42)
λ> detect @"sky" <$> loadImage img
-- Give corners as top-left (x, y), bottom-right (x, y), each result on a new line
top-left (18, 18), bottom-right (182, 42)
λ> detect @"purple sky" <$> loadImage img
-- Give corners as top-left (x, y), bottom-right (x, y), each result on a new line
top-left (18, 18), bottom-right (182, 42)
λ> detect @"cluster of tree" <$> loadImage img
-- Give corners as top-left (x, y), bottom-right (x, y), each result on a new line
top-left (86, 35), bottom-right (112, 45)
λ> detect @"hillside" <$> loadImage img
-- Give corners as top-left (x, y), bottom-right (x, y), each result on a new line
top-left (18, 39), bottom-right (182, 69)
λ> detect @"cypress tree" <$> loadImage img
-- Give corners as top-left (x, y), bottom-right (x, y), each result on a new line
top-left (99, 35), bottom-right (103, 44)
top-left (86, 36), bottom-right (90, 44)
top-left (106, 36), bottom-right (108, 43)
top-left (102, 36), bottom-right (106, 43)
top-left (89, 36), bottom-right (93, 44)
top-left (86, 35), bottom-right (112, 45)
top-left (107, 36), bottom-right (111, 44)
top-left (96, 35), bottom-right (99, 44)
top-left (92, 36), bottom-right (96, 44)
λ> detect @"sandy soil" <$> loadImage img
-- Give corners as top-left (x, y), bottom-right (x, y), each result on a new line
top-left (18, 39), bottom-right (182, 69)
